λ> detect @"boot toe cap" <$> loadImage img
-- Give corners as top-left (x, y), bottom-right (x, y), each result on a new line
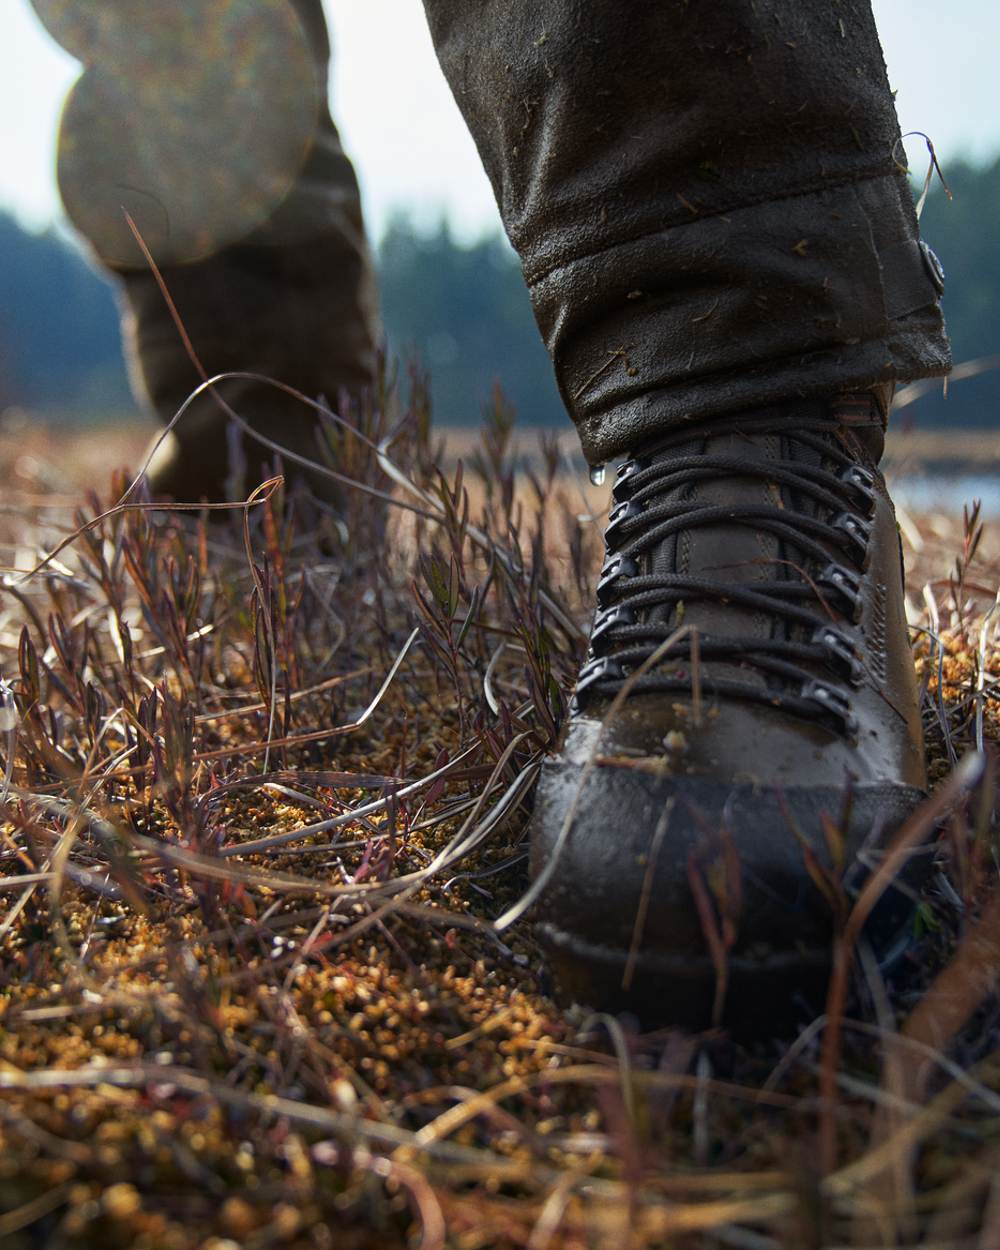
top-left (529, 745), bottom-right (926, 1023)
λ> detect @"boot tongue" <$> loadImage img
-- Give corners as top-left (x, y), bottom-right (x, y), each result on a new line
top-left (648, 429), bottom-right (785, 691)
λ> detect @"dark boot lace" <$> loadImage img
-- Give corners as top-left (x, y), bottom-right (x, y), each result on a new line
top-left (574, 407), bottom-right (885, 738)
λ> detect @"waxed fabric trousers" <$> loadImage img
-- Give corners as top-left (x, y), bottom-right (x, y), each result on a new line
top-left (44, 0), bottom-right (951, 485)
top-left (425, 0), bottom-right (951, 462)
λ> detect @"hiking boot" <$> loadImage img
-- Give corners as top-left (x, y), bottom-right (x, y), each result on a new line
top-left (529, 391), bottom-right (927, 1028)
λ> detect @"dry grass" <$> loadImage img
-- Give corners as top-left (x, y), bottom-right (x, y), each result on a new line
top-left (0, 381), bottom-right (998, 1250)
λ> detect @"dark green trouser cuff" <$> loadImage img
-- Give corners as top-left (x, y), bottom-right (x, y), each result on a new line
top-left (527, 172), bottom-right (950, 465)
top-left (426, 0), bottom-right (951, 462)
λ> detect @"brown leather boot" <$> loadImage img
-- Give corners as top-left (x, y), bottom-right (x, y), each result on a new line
top-left (529, 391), bottom-right (927, 1028)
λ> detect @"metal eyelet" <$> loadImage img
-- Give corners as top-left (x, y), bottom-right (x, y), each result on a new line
top-left (800, 678), bottom-right (858, 736)
top-left (591, 603), bottom-right (636, 652)
top-left (839, 465), bottom-right (878, 519)
top-left (597, 553), bottom-right (639, 606)
top-left (831, 512), bottom-right (872, 570)
top-left (613, 457), bottom-right (646, 499)
top-left (812, 625), bottom-right (864, 686)
top-left (605, 499), bottom-right (643, 552)
top-left (573, 655), bottom-right (625, 708)
top-left (816, 563), bottom-right (863, 624)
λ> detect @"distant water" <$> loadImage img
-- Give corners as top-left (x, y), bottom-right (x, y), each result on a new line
top-left (889, 474), bottom-right (1000, 514)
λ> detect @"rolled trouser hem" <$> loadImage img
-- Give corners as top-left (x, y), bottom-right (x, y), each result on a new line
top-left (574, 332), bottom-right (950, 465)
top-left (528, 172), bottom-right (951, 464)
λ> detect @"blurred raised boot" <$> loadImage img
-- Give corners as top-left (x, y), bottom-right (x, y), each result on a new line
top-left (35, 0), bottom-right (378, 502)
top-left (529, 390), bottom-right (930, 1025)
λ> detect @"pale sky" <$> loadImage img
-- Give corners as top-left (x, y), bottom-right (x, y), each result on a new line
top-left (2, 2), bottom-right (998, 244)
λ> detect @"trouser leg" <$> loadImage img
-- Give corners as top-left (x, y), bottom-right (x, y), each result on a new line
top-left (423, 0), bottom-right (951, 465)
top-left (40, 0), bottom-right (378, 500)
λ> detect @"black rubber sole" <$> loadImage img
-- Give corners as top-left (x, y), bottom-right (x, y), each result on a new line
top-left (540, 916), bottom-right (922, 1034)
top-left (539, 920), bottom-right (836, 1033)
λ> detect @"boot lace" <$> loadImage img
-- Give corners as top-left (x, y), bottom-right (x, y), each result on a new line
top-left (574, 412), bottom-right (883, 737)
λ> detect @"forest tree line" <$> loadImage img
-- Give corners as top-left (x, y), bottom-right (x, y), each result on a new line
top-left (0, 157), bottom-right (997, 429)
